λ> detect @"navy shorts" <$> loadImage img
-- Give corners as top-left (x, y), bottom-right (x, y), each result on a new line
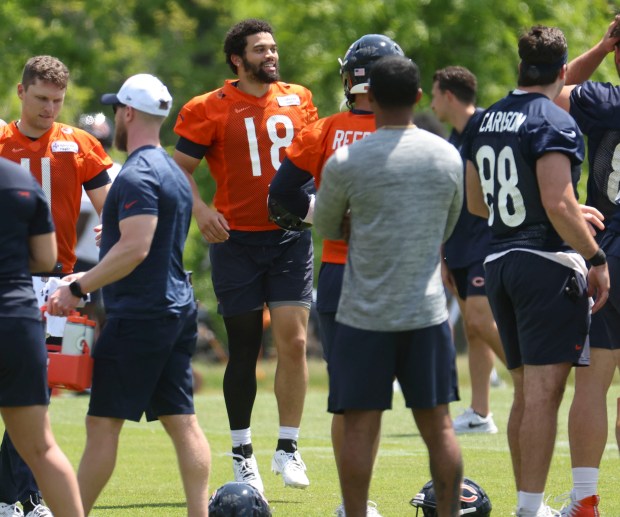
top-left (0, 318), bottom-right (49, 407)
top-left (593, 231), bottom-right (620, 349)
top-left (590, 255), bottom-right (620, 350)
top-left (316, 262), bottom-right (344, 314)
top-left (316, 262), bottom-right (345, 360)
top-left (210, 231), bottom-right (313, 317)
top-left (450, 261), bottom-right (487, 299)
top-left (485, 252), bottom-right (590, 370)
top-left (327, 320), bottom-right (459, 413)
top-left (88, 304), bottom-right (198, 422)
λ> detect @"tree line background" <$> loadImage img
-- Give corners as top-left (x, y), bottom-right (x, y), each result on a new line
top-left (1, 0), bottom-right (618, 344)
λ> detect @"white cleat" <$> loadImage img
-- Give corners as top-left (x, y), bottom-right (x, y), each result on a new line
top-left (271, 449), bottom-right (310, 489)
top-left (334, 500), bottom-right (382, 516)
top-left (25, 505), bottom-right (53, 517)
top-left (0, 504), bottom-right (24, 517)
top-left (452, 407), bottom-right (498, 434)
top-left (514, 504), bottom-right (561, 517)
top-left (230, 453), bottom-right (265, 494)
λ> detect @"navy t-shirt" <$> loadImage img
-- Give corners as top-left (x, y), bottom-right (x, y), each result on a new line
top-left (0, 157), bottom-right (54, 319)
top-left (100, 146), bottom-right (194, 318)
top-left (468, 91), bottom-right (585, 253)
top-left (444, 108), bottom-right (492, 269)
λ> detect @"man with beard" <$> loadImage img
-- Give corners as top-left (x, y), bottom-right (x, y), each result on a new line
top-left (173, 19), bottom-right (318, 494)
top-left (48, 73), bottom-right (212, 516)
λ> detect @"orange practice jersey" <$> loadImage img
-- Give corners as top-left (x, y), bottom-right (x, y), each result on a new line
top-left (285, 110), bottom-right (375, 264)
top-left (175, 80), bottom-right (318, 231)
top-left (0, 122), bottom-right (113, 273)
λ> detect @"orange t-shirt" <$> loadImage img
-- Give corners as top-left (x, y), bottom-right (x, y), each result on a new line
top-left (0, 122), bottom-right (113, 273)
top-left (285, 110), bottom-right (375, 264)
top-left (175, 80), bottom-right (318, 231)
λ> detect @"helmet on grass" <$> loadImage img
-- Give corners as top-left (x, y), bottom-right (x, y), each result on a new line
top-left (208, 482), bottom-right (272, 516)
top-left (410, 477), bottom-right (492, 516)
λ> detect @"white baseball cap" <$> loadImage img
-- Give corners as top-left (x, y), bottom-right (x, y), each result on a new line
top-left (101, 73), bottom-right (172, 117)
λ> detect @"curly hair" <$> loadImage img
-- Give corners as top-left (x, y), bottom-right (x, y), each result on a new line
top-left (21, 55), bottom-right (69, 90)
top-left (518, 26), bottom-right (567, 87)
top-left (224, 19), bottom-right (274, 75)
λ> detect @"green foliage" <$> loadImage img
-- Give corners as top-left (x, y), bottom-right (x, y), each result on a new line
top-left (1, 0), bottom-right (618, 343)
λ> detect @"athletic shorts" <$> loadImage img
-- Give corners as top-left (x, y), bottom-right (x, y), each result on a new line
top-left (485, 252), bottom-right (590, 370)
top-left (316, 262), bottom-right (344, 314)
top-left (210, 231), bottom-right (313, 317)
top-left (450, 261), bottom-right (487, 299)
top-left (589, 255), bottom-right (620, 350)
top-left (592, 231), bottom-right (620, 349)
top-left (0, 318), bottom-right (49, 407)
top-left (88, 304), bottom-right (197, 422)
top-left (317, 312), bottom-right (337, 362)
top-left (316, 262), bottom-right (345, 361)
top-left (327, 320), bottom-right (459, 413)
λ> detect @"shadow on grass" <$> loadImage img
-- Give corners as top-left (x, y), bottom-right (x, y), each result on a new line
top-left (94, 502), bottom-right (186, 510)
top-left (383, 432), bottom-right (421, 438)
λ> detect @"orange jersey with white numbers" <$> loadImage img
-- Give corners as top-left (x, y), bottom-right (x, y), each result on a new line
top-left (285, 110), bottom-right (375, 264)
top-left (0, 122), bottom-right (113, 273)
top-left (175, 80), bottom-right (318, 231)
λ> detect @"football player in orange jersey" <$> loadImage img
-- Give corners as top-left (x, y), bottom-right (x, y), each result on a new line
top-left (0, 55), bottom-right (113, 517)
top-left (173, 19), bottom-right (318, 494)
top-left (268, 34), bottom-right (405, 516)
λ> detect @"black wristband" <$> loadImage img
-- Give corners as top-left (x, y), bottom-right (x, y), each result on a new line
top-left (588, 248), bottom-right (607, 267)
top-left (69, 281), bottom-right (88, 300)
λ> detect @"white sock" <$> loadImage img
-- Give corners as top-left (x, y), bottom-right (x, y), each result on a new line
top-left (572, 467), bottom-right (599, 500)
top-left (278, 426), bottom-right (300, 441)
top-left (231, 428), bottom-right (252, 448)
top-left (517, 491), bottom-right (544, 512)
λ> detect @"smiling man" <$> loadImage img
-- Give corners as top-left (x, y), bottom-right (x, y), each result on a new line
top-left (0, 54), bottom-right (112, 517)
top-left (173, 19), bottom-right (318, 494)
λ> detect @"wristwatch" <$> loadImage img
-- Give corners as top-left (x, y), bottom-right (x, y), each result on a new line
top-left (588, 248), bottom-right (607, 267)
top-left (69, 281), bottom-right (88, 301)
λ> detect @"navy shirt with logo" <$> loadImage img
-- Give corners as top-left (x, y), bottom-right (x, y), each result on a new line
top-left (100, 146), bottom-right (194, 318)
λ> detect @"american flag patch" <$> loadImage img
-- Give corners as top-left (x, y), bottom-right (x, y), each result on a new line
top-left (354, 68), bottom-right (366, 77)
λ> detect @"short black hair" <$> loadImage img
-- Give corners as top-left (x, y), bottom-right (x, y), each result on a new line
top-left (224, 19), bottom-right (274, 75)
top-left (368, 55), bottom-right (420, 109)
top-left (432, 66), bottom-right (477, 105)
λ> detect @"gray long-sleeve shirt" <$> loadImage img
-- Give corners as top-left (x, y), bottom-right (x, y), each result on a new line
top-left (314, 126), bottom-right (463, 331)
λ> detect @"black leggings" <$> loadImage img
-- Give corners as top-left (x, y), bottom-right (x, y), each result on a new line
top-left (223, 310), bottom-right (265, 430)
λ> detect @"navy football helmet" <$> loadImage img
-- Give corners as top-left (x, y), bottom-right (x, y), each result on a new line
top-left (208, 482), bottom-right (272, 516)
top-left (340, 34), bottom-right (405, 103)
top-left (410, 477), bottom-right (492, 516)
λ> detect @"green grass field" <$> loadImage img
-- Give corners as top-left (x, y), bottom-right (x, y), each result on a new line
top-left (1, 356), bottom-right (619, 516)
